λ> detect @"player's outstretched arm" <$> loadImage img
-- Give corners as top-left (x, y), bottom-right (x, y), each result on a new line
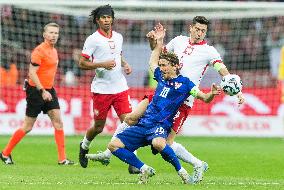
top-left (147, 30), bottom-right (156, 50)
top-left (194, 83), bottom-right (221, 103)
top-left (149, 24), bottom-right (165, 72)
top-left (147, 23), bottom-right (165, 50)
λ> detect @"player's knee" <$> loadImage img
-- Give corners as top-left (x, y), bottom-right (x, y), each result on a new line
top-left (93, 121), bottom-right (105, 134)
top-left (95, 127), bottom-right (104, 134)
top-left (166, 130), bottom-right (176, 145)
top-left (152, 138), bottom-right (166, 152)
top-left (22, 121), bottom-right (34, 132)
top-left (93, 124), bottom-right (104, 134)
top-left (166, 138), bottom-right (174, 146)
top-left (108, 140), bottom-right (120, 152)
top-left (124, 115), bottom-right (137, 126)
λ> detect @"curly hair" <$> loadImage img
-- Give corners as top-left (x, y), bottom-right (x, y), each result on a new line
top-left (90, 4), bottom-right (115, 25)
top-left (159, 52), bottom-right (179, 67)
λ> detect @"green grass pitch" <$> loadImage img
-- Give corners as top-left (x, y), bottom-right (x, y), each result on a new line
top-left (0, 135), bottom-right (283, 190)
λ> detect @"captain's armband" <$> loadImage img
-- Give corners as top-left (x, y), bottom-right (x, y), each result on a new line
top-left (189, 86), bottom-right (200, 98)
top-left (213, 62), bottom-right (226, 72)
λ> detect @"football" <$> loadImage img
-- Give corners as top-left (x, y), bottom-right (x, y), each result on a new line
top-left (220, 74), bottom-right (243, 96)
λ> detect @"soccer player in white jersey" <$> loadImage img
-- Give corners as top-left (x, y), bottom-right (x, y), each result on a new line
top-left (77, 4), bottom-right (134, 170)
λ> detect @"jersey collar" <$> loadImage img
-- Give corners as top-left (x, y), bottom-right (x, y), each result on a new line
top-left (42, 41), bottom-right (54, 49)
top-left (188, 39), bottom-right (207, 46)
top-left (97, 28), bottom-right (113, 39)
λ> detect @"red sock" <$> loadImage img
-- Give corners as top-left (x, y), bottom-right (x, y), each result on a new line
top-left (54, 129), bottom-right (66, 162)
top-left (2, 128), bottom-right (26, 156)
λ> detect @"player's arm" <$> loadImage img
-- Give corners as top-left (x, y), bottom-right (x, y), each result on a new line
top-left (147, 30), bottom-right (157, 50)
top-left (190, 84), bottom-right (221, 103)
top-left (124, 98), bottom-right (149, 126)
top-left (78, 56), bottom-right (116, 70)
top-left (28, 63), bottom-right (52, 101)
top-left (149, 24), bottom-right (165, 72)
top-left (147, 23), bottom-right (166, 50)
top-left (121, 56), bottom-right (132, 75)
top-left (214, 61), bottom-right (245, 105)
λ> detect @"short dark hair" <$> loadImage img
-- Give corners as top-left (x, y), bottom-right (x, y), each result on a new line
top-left (159, 52), bottom-right (180, 74)
top-left (193, 16), bottom-right (209, 26)
top-left (90, 4), bottom-right (115, 25)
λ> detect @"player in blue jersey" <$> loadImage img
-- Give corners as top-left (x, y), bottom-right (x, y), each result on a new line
top-left (107, 27), bottom-right (221, 184)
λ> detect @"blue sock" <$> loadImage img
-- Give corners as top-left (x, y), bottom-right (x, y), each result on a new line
top-left (160, 144), bottom-right (181, 171)
top-left (112, 148), bottom-right (144, 169)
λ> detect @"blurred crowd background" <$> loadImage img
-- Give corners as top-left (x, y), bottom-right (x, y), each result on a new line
top-left (1, 4), bottom-right (284, 88)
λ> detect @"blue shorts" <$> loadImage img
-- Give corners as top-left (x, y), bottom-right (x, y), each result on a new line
top-left (116, 124), bottom-right (170, 152)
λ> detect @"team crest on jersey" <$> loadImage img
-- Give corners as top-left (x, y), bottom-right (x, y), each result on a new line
top-left (174, 82), bottom-right (182, 89)
top-left (182, 46), bottom-right (194, 55)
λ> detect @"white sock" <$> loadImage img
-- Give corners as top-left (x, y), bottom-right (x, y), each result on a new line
top-left (81, 135), bottom-right (91, 150)
top-left (102, 148), bottom-right (112, 158)
top-left (140, 164), bottom-right (148, 172)
top-left (171, 142), bottom-right (202, 167)
top-left (178, 167), bottom-right (187, 174)
top-left (111, 122), bottom-right (129, 141)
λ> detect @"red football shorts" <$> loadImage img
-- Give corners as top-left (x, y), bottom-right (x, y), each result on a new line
top-left (92, 90), bottom-right (132, 120)
top-left (172, 104), bottom-right (191, 134)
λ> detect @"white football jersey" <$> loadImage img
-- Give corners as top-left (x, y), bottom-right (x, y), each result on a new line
top-left (81, 29), bottom-right (128, 94)
top-left (165, 35), bottom-right (223, 107)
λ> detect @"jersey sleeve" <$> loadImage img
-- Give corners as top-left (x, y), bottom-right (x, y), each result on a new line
top-left (81, 36), bottom-right (96, 59)
top-left (31, 48), bottom-right (43, 65)
top-left (208, 46), bottom-right (223, 66)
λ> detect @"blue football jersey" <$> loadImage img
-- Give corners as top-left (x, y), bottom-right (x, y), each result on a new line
top-left (138, 67), bottom-right (196, 130)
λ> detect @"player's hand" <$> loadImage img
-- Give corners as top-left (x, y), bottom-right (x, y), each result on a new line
top-left (154, 23), bottom-right (165, 33)
top-left (123, 62), bottom-right (132, 75)
top-left (146, 30), bottom-right (155, 39)
top-left (152, 23), bottom-right (166, 46)
top-left (211, 83), bottom-right (221, 95)
top-left (154, 28), bottom-right (166, 41)
top-left (42, 90), bottom-right (52, 102)
top-left (104, 60), bottom-right (116, 70)
top-left (236, 92), bottom-right (245, 106)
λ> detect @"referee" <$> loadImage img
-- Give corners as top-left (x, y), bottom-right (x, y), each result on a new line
top-left (0, 23), bottom-right (74, 165)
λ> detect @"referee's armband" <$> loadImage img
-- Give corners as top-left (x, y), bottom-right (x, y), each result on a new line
top-left (189, 86), bottom-right (200, 98)
top-left (213, 62), bottom-right (226, 72)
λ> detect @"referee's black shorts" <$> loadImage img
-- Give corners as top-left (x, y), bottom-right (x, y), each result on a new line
top-left (25, 84), bottom-right (60, 118)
